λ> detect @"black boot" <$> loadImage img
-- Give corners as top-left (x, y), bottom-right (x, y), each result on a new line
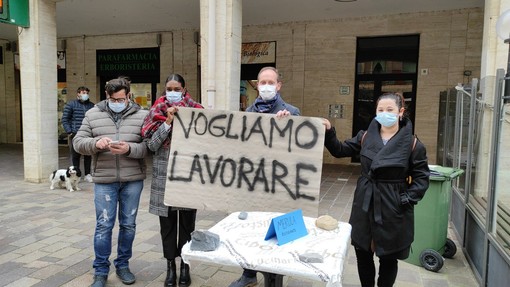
top-left (179, 259), bottom-right (191, 286)
top-left (164, 259), bottom-right (177, 287)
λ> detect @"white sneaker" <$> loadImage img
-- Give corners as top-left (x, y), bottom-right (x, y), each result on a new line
top-left (84, 174), bottom-right (93, 183)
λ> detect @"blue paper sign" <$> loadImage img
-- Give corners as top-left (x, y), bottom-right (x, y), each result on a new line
top-left (264, 210), bottom-right (308, 245)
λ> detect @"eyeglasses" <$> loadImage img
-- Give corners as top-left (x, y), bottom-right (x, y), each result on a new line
top-left (108, 97), bottom-right (127, 103)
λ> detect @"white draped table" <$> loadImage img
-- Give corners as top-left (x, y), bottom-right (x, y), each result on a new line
top-left (181, 212), bottom-right (352, 287)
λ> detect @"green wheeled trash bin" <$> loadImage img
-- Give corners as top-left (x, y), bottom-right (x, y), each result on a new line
top-left (404, 165), bottom-right (464, 272)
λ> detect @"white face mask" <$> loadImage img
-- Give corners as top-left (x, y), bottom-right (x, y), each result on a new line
top-left (258, 84), bottom-right (277, 101)
top-left (166, 91), bottom-right (182, 103)
top-left (80, 94), bottom-right (89, 101)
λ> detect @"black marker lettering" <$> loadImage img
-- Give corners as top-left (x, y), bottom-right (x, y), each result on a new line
top-left (295, 120), bottom-right (318, 150)
top-left (269, 118), bottom-right (294, 152)
top-left (253, 158), bottom-right (269, 192)
top-left (271, 160), bottom-right (295, 199)
top-left (168, 151), bottom-right (192, 182)
top-left (246, 116), bottom-right (267, 145)
top-left (189, 154), bottom-right (206, 184)
top-left (220, 158), bottom-right (236, 187)
top-left (194, 112), bottom-right (208, 135)
top-left (225, 113), bottom-right (239, 139)
top-left (295, 163), bottom-right (316, 200)
top-left (241, 115), bottom-right (248, 142)
top-left (204, 154), bottom-right (223, 184)
top-left (174, 112), bottom-right (194, 139)
top-left (238, 157), bottom-right (255, 190)
top-left (208, 114), bottom-right (227, 137)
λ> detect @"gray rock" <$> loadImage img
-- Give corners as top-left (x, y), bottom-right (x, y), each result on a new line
top-left (238, 211), bottom-right (248, 220)
top-left (190, 230), bottom-right (220, 251)
top-left (299, 253), bottom-right (324, 263)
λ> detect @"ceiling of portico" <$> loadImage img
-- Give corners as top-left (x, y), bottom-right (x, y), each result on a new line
top-left (0, 0), bottom-right (484, 42)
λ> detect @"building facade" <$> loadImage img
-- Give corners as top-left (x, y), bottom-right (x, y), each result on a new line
top-left (1, 1), bottom-right (510, 285)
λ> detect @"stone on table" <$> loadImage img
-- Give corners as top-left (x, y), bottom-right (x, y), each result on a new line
top-left (190, 230), bottom-right (220, 251)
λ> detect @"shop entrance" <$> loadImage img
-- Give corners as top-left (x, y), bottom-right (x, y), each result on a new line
top-left (352, 35), bottom-right (419, 161)
top-left (97, 47), bottom-right (160, 110)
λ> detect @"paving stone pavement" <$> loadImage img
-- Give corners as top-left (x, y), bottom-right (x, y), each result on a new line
top-left (0, 143), bottom-right (479, 287)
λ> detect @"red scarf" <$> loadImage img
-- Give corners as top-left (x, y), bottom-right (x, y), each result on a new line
top-left (142, 93), bottom-right (203, 145)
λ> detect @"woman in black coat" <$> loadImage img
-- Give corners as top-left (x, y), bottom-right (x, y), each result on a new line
top-left (323, 93), bottom-right (430, 287)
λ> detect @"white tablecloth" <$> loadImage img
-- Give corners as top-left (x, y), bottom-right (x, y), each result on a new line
top-left (181, 212), bottom-right (352, 287)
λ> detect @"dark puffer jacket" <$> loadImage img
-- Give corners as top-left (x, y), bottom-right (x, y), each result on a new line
top-left (73, 100), bottom-right (149, 184)
top-left (324, 117), bottom-right (429, 257)
top-left (61, 99), bottom-right (95, 134)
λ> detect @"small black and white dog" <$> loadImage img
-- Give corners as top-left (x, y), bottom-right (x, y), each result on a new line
top-left (49, 166), bottom-right (82, 192)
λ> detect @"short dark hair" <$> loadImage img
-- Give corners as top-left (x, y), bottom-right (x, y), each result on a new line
top-left (117, 75), bottom-right (131, 83)
top-left (105, 77), bottom-right (130, 96)
top-left (166, 74), bottom-right (186, 87)
top-left (77, 86), bottom-right (89, 93)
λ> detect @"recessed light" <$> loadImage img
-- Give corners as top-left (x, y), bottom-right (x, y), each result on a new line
top-left (334, 0), bottom-right (356, 2)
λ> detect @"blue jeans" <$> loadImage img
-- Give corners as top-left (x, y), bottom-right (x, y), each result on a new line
top-left (92, 180), bottom-right (143, 275)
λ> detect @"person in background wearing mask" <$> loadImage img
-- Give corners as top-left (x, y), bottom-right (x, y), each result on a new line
top-left (323, 93), bottom-right (430, 287)
top-left (228, 66), bottom-right (300, 287)
top-left (142, 74), bottom-right (203, 287)
top-left (73, 77), bottom-right (149, 287)
top-left (62, 86), bottom-right (95, 182)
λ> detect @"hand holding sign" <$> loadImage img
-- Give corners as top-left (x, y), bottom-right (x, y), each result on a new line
top-left (165, 106), bottom-right (179, 125)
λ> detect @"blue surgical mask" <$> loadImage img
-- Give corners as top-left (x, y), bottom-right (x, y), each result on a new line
top-left (375, 112), bottom-right (398, 127)
top-left (109, 102), bottom-right (126, 113)
top-left (80, 94), bottom-right (89, 101)
top-left (166, 91), bottom-right (182, 103)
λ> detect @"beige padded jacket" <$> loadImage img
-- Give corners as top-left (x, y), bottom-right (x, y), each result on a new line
top-left (73, 100), bottom-right (149, 183)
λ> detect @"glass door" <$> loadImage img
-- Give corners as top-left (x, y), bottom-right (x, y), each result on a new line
top-left (353, 75), bottom-right (416, 137)
top-left (352, 35), bottom-right (419, 161)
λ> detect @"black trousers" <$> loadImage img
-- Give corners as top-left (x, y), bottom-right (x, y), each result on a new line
top-left (159, 208), bottom-right (197, 260)
top-left (354, 246), bottom-right (403, 287)
top-left (69, 134), bottom-right (91, 175)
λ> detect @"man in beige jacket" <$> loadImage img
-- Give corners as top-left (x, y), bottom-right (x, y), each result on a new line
top-left (73, 77), bottom-right (148, 287)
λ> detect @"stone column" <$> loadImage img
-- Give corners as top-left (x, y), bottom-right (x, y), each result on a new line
top-left (480, 0), bottom-right (510, 80)
top-left (473, 0), bottom-right (510, 196)
top-left (200, 0), bottom-right (242, 111)
top-left (18, 0), bottom-right (58, 182)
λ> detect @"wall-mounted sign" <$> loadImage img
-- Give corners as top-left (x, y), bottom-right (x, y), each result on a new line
top-left (328, 104), bottom-right (344, 119)
top-left (96, 47), bottom-right (160, 77)
top-left (0, 0), bottom-right (30, 27)
top-left (198, 41), bottom-right (277, 66)
top-left (339, 86), bottom-right (350, 95)
top-left (241, 41), bottom-right (276, 64)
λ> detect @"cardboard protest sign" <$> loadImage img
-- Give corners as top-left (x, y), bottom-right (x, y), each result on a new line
top-left (163, 108), bottom-right (325, 217)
